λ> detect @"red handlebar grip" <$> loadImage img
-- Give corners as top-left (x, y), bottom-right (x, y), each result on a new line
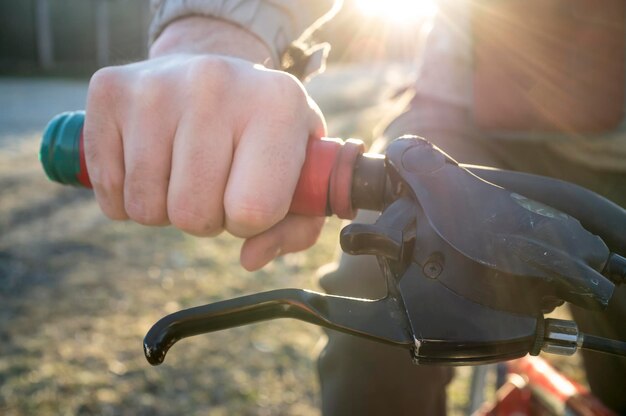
top-left (77, 132), bottom-right (92, 188)
top-left (68, 129), bottom-right (364, 219)
top-left (329, 139), bottom-right (365, 219)
top-left (290, 138), bottom-right (341, 217)
top-left (290, 138), bottom-right (365, 219)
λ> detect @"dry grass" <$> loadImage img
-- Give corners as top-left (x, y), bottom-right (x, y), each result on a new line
top-left (0, 135), bottom-right (336, 415)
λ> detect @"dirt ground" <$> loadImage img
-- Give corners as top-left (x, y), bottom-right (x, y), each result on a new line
top-left (0, 65), bottom-right (585, 415)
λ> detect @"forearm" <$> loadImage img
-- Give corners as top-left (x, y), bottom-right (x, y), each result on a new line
top-left (150, 16), bottom-right (274, 67)
top-left (149, 0), bottom-right (340, 78)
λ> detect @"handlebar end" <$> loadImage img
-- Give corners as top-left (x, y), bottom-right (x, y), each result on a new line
top-left (40, 111), bottom-right (90, 187)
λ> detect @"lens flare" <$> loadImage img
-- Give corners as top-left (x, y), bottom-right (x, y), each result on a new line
top-left (356, 0), bottom-right (438, 24)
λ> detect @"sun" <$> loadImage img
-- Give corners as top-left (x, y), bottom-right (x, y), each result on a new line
top-left (356, 0), bottom-right (438, 24)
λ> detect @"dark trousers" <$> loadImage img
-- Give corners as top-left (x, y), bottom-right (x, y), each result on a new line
top-left (317, 100), bottom-right (626, 415)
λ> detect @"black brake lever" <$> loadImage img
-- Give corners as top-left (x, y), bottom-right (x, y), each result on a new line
top-left (144, 289), bottom-right (414, 365)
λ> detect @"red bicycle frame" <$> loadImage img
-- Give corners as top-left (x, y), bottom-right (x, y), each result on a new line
top-left (475, 356), bottom-right (615, 416)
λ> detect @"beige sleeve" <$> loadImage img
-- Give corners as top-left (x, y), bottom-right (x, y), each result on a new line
top-left (150, 0), bottom-right (340, 72)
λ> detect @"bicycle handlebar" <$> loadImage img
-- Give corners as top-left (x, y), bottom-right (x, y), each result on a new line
top-left (40, 111), bottom-right (626, 259)
top-left (41, 110), bottom-right (626, 365)
top-left (40, 111), bottom-right (387, 220)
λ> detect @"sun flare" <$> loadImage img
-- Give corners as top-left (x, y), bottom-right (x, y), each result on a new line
top-left (356, 0), bottom-right (438, 24)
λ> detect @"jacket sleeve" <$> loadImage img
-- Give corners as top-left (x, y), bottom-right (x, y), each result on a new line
top-left (150, 0), bottom-right (340, 75)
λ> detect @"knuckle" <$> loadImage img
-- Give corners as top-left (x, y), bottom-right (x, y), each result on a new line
top-left (124, 160), bottom-right (150, 187)
top-left (187, 56), bottom-right (236, 98)
top-left (88, 66), bottom-right (122, 103)
top-left (135, 72), bottom-right (169, 110)
top-left (225, 197), bottom-right (281, 235)
top-left (99, 203), bottom-right (127, 221)
top-left (168, 203), bottom-right (222, 236)
top-left (124, 196), bottom-right (165, 225)
top-left (268, 71), bottom-right (307, 105)
top-left (92, 179), bottom-right (127, 221)
top-left (256, 73), bottom-right (308, 128)
top-left (124, 179), bottom-right (166, 225)
top-left (91, 168), bottom-right (123, 195)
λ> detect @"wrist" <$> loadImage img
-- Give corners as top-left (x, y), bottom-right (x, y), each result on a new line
top-left (150, 16), bottom-right (275, 67)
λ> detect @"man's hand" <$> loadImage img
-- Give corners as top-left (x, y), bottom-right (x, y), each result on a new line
top-left (84, 17), bottom-right (326, 270)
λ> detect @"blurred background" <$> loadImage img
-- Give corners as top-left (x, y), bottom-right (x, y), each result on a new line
top-left (0, 0), bottom-right (584, 415)
top-left (0, 0), bottom-right (429, 75)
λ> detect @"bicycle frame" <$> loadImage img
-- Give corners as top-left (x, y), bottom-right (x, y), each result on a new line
top-left (473, 356), bottom-right (615, 416)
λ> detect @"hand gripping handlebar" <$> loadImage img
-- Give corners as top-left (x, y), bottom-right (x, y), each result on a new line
top-left (40, 111), bottom-right (388, 220)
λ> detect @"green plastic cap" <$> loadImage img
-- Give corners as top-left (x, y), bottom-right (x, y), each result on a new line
top-left (40, 111), bottom-right (85, 186)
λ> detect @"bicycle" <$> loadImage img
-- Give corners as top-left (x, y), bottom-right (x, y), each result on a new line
top-left (41, 111), bottom-right (626, 414)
